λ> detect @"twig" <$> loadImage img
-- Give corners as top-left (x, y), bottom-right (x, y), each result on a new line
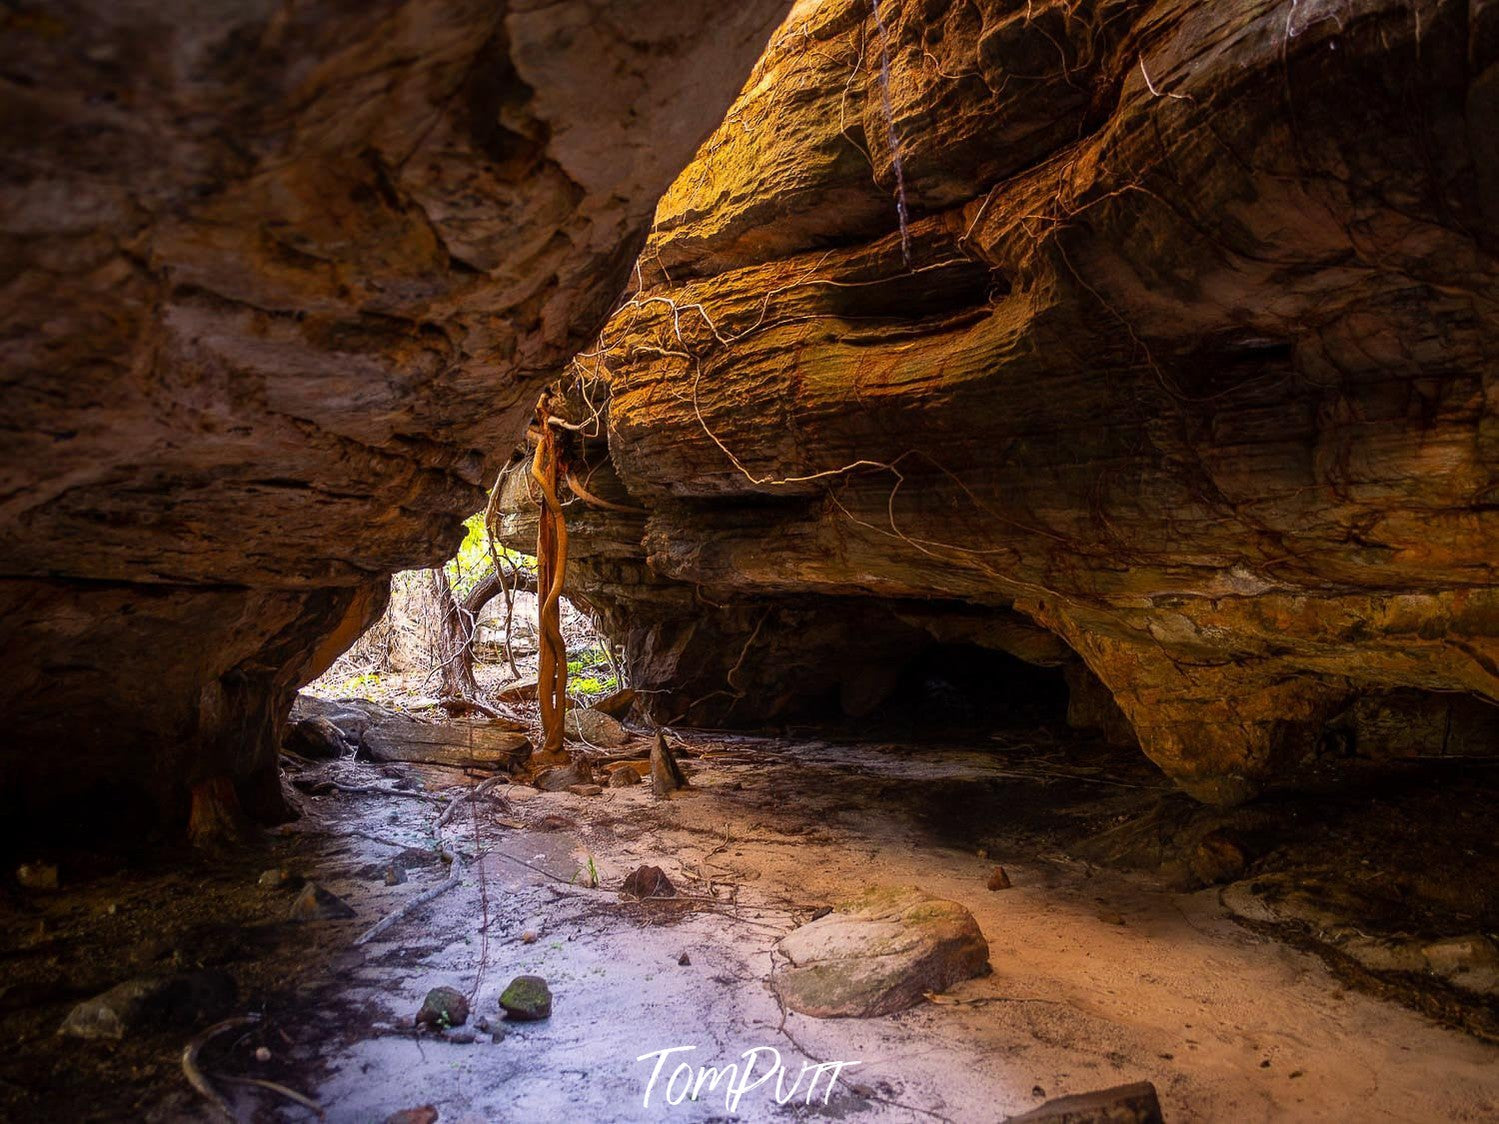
top-left (354, 849), bottom-right (462, 946)
top-left (182, 1015), bottom-right (260, 1122)
top-left (436, 775), bottom-right (509, 832)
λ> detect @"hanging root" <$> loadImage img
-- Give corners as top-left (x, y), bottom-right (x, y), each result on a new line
top-left (530, 396), bottom-right (571, 766)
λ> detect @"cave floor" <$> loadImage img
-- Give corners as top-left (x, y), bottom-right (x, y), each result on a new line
top-left (4, 730), bottom-right (1499, 1122)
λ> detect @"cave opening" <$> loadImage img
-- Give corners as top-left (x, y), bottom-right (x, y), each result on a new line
top-left (862, 642), bottom-right (1072, 736)
top-left (6, 0), bottom-right (1499, 1118)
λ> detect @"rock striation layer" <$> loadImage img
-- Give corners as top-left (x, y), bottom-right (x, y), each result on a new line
top-left (0, 0), bottom-right (789, 835)
top-left (498, 0), bottom-right (1499, 801)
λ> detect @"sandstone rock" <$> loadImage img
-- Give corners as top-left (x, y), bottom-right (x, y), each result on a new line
top-left (566, 783), bottom-right (604, 797)
top-left (498, 975), bottom-right (552, 1021)
top-left (0, 0), bottom-right (792, 841)
top-left (987, 867), bottom-right (1012, 891)
top-left (650, 733), bottom-right (690, 799)
top-left (564, 708), bottom-right (629, 748)
top-left (772, 887), bottom-right (990, 1018)
top-left (416, 986), bottom-right (469, 1030)
top-left (289, 882), bottom-right (357, 922)
top-left (534, 761), bottom-right (593, 792)
top-left (607, 766), bottom-right (642, 788)
top-left (495, 681), bottom-right (541, 704)
top-left (365, 723), bottom-right (532, 772)
top-left (493, 0), bottom-right (1499, 806)
top-left (1006, 1081), bottom-right (1164, 1123)
top-left (58, 971), bottom-right (236, 1040)
top-left (591, 689), bottom-right (638, 719)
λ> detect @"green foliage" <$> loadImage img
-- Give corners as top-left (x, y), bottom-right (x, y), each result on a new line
top-left (566, 643), bottom-right (616, 701)
top-left (443, 513), bottom-right (537, 599)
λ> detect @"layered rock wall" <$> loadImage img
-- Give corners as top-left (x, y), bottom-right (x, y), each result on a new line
top-left (500, 0), bottom-right (1499, 801)
top-left (0, 0), bottom-right (789, 834)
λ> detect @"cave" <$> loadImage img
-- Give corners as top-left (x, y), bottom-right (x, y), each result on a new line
top-left (3, 0), bottom-right (1499, 1120)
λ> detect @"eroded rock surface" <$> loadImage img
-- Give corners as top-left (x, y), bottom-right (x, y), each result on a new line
top-left (0, 0), bottom-right (790, 837)
top-left (498, 0), bottom-right (1499, 801)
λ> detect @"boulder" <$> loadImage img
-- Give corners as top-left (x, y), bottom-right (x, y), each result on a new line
top-left (772, 887), bottom-right (990, 1018)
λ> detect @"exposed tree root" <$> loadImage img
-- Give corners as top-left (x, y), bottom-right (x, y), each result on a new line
top-left (182, 1015), bottom-right (260, 1121)
top-left (530, 396), bottom-right (571, 768)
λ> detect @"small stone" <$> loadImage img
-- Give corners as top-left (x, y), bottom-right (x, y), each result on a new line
top-left (521, 930), bottom-right (538, 944)
top-left (677, 952), bottom-right (691, 966)
top-left (254, 1046), bottom-right (271, 1063)
top-left (384, 861), bottom-right (408, 886)
top-left (1032, 1086), bottom-right (1046, 1098)
top-left (566, 783), bottom-right (604, 797)
top-left (608, 767), bottom-right (641, 788)
top-left (17, 863), bottom-right (59, 891)
top-left (417, 986), bottom-right (469, 1030)
top-left (498, 975), bottom-right (552, 1021)
top-left (1097, 910), bottom-right (1125, 926)
top-left (490, 1026), bottom-right (508, 1043)
top-left (383, 1107), bottom-right (438, 1124)
top-left (987, 866), bottom-right (1012, 891)
top-left (445, 1029), bottom-right (476, 1044)
top-left (1008, 1082), bottom-right (1163, 1123)
top-left (809, 906), bottom-right (833, 921)
top-left (258, 868), bottom-right (295, 889)
top-left (289, 882), bottom-right (356, 921)
top-left (620, 865), bottom-right (676, 900)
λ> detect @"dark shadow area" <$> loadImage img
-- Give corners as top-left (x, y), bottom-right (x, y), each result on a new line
top-left (861, 642), bottom-right (1071, 736)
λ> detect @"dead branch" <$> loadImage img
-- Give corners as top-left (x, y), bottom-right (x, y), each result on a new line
top-left (353, 847), bottom-right (462, 946)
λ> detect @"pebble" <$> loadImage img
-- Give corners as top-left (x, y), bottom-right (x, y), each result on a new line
top-left (608, 767), bottom-right (641, 788)
top-left (521, 930), bottom-right (538, 944)
top-left (677, 952), bottom-right (691, 966)
top-left (384, 861), bottom-right (408, 886)
top-left (566, 783), bottom-right (603, 797)
top-left (987, 866), bottom-right (1012, 891)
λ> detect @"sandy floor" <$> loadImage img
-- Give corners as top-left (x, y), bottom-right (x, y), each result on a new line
top-left (201, 734), bottom-right (1499, 1123)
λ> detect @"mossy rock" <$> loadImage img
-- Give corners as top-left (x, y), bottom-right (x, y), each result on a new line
top-left (416, 986), bottom-right (469, 1029)
top-left (498, 974), bottom-right (552, 1021)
